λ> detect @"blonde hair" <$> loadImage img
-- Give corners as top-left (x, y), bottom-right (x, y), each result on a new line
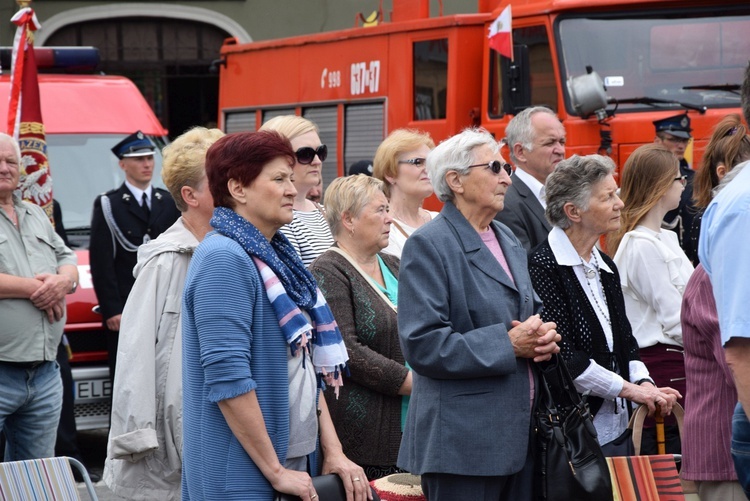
top-left (260, 115), bottom-right (318, 141)
top-left (324, 174), bottom-right (385, 237)
top-left (607, 144), bottom-right (678, 254)
top-left (373, 128), bottom-right (435, 198)
top-left (161, 127), bottom-right (225, 212)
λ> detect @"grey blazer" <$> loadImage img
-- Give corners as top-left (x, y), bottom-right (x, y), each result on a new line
top-left (494, 173), bottom-right (551, 252)
top-left (397, 201), bottom-right (542, 477)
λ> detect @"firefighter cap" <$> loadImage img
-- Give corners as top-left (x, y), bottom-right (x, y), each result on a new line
top-left (653, 113), bottom-right (692, 140)
top-left (112, 130), bottom-right (156, 159)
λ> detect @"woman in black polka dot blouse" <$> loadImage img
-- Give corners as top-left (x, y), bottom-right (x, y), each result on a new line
top-left (528, 154), bottom-right (681, 453)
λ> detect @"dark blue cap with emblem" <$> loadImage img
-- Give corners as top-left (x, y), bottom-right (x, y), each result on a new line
top-left (111, 130), bottom-right (156, 159)
top-left (653, 114), bottom-right (692, 139)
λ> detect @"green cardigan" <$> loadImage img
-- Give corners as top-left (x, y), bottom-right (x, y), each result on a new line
top-left (310, 248), bottom-right (407, 467)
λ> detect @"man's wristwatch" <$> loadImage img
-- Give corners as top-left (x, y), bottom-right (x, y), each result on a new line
top-left (69, 280), bottom-right (78, 294)
top-left (635, 378), bottom-right (655, 386)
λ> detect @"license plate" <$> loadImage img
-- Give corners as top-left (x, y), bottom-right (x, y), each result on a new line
top-left (75, 378), bottom-right (112, 401)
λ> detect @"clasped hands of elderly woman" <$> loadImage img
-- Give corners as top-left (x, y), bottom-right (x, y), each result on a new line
top-left (509, 314), bottom-right (562, 363)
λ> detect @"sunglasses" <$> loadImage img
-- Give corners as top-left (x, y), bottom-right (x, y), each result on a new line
top-left (674, 174), bottom-right (687, 187)
top-left (398, 158), bottom-right (426, 166)
top-left (295, 145), bottom-right (328, 165)
top-left (467, 160), bottom-right (512, 176)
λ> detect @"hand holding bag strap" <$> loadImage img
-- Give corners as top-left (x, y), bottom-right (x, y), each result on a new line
top-left (628, 402), bottom-right (685, 456)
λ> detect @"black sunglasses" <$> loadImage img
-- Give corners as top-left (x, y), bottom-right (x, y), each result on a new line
top-left (295, 145), bottom-right (328, 165)
top-left (467, 160), bottom-right (512, 176)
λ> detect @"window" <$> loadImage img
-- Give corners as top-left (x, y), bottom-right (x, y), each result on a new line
top-left (413, 39), bottom-right (448, 120)
top-left (489, 25), bottom-right (556, 116)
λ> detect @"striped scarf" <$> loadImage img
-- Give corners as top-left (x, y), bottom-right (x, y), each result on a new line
top-left (211, 206), bottom-right (348, 393)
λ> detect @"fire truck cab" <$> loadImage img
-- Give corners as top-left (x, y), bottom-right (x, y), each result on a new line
top-left (0, 47), bottom-right (169, 430)
top-left (218, 0), bottom-right (750, 207)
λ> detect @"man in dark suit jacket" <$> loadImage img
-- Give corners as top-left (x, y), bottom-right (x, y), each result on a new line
top-left (89, 131), bottom-right (180, 381)
top-left (495, 106), bottom-right (566, 251)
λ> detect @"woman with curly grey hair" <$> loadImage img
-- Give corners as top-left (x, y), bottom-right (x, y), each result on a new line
top-left (528, 154), bottom-right (680, 454)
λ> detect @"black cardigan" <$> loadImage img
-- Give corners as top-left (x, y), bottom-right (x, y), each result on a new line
top-left (528, 240), bottom-right (641, 416)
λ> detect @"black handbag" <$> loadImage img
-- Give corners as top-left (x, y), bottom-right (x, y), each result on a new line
top-left (274, 474), bottom-right (381, 501)
top-left (534, 355), bottom-right (613, 501)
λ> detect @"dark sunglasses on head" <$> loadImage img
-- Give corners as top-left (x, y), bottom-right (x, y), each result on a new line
top-left (467, 160), bottom-right (512, 176)
top-left (295, 145), bottom-right (328, 165)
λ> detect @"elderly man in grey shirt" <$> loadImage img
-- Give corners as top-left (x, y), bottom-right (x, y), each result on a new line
top-left (0, 133), bottom-right (78, 460)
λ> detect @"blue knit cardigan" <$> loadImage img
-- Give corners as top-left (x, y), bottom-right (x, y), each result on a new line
top-left (181, 233), bottom-right (317, 499)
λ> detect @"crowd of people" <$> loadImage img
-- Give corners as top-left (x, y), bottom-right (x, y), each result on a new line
top-left (2, 62), bottom-right (750, 501)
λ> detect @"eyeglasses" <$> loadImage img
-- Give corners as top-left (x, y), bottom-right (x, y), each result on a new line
top-left (398, 158), bottom-right (426, 166)
top-left (467, 160), bottom-right (512, 176)
top-left (674, 175), bottom-right (687, 187)
top-left (295, 145), bottom-right (328, 165)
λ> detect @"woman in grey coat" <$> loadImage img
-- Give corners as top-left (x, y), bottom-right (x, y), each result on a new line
top-left (397, 128), bottom-right (560, 501)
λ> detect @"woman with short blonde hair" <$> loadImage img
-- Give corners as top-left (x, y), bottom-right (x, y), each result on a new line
top-left (310, 174), bottom-right (411, 481)
top-left (373, 128), bottom-right (435, 257)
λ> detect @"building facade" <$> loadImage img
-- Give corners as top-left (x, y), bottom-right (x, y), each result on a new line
top-left (6, 1), bottom-right (475, 136)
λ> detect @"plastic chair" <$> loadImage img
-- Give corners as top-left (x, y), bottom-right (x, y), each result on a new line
top-left (0, 456), bottom-right (98, 500)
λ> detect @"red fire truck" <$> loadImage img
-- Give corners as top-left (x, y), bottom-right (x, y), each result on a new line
top-left (0, 47), bottom-right (169, 430)
top-left (217, 0), bottom-right (750, 208)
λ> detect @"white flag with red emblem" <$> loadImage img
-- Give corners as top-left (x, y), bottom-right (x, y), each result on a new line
top-left (488, 5), bottom-right (513, 61)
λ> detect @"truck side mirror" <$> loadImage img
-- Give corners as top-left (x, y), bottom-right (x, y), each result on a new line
top-left (501, 45), bottom-right (531, 114)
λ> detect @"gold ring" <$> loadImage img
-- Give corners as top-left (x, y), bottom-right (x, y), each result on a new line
top-left (311, 495), bottom-right (318, 499)
top-left (353, 477), bottom-right (361, 482)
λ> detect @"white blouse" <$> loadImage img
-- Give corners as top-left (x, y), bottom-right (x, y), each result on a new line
top-left (382, 211), bottom-right (438, 258)
top-left (613, 226), bottom-right (694, 348)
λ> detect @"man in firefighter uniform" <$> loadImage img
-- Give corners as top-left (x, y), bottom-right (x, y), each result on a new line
top-left (654, 113), bottom-right (696, 260)
top-left (90, 131), bottom-right (180, 382)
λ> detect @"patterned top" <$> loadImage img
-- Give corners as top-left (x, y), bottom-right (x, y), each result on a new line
top-left (310, 249), bottom-right (408, 467)
top-left (528, 240), bottom-right (641, 418)
top-left (280, 208), bottom-right (334, 267)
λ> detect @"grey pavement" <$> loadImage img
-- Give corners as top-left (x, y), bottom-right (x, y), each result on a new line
top-left (76, 428), bottom-right (121, 500)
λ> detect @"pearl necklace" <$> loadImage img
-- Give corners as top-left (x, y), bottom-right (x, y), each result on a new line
top-left (579, 252), bottom-right (610, 325)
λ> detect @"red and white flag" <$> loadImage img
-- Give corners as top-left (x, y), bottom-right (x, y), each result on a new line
top-left (488, 5), bottom-right (513, 61)
top-left (7, 6), bottom-right (53, 223)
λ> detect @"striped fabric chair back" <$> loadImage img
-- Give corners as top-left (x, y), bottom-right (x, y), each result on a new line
top-left (0, 457), bottom-right (83, 501)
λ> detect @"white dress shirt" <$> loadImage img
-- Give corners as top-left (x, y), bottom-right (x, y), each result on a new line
top-left (125, 181), bottom-right (152, 210)
top-left (514, 167), bottom-right (547, 208)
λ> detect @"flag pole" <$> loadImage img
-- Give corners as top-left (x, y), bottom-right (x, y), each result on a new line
top-left (9, 0), bottom-right (54, 223)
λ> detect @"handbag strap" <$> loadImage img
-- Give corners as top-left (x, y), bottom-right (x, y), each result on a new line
top-left (628, 401), bottom-right (685, 455)
top-left (328, 247), bottom-right (397, 313)
top-left (390, 219), bottom-right (411, 239)
top-left (538, 353), bottom-right (583, 408)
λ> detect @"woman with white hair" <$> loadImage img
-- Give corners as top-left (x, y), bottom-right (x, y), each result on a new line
top-left (528, 154), bottom-right (680, 454)
top-left (397, 128), bottom-right (560, 500)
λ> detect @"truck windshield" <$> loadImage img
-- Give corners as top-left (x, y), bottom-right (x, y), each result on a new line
top-left (46, 134), bottom-right (167, 242)
top-left (557, 8), bottom-right (750, 113)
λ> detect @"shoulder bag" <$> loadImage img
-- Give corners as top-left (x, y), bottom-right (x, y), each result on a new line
top-left (535, 354), bottom-right (613, 501)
